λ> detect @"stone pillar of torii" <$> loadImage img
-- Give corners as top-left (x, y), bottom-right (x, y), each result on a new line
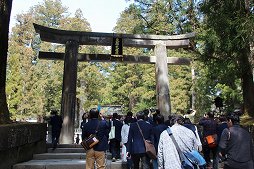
top-left (33, 23), bottom-right (195, 144)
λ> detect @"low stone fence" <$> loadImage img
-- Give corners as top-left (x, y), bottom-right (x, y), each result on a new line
top-left (0, 122), bottom-right (47, 169)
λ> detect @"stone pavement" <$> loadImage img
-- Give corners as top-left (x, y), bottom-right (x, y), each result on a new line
top-left (12, 144), bottom-right (124, 169)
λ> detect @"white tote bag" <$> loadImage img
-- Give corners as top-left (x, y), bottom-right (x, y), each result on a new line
top-left (121, 144), bottom-right (127, 162)
top-left (109, 120), bottom-right (115, 139)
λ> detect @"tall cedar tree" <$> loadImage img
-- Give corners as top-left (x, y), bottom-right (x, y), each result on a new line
top-left (7, 0), bottom-right (108, 120)
top-left (0, 0), bottom-right (12, 124)
top-left (201, 0), bottom-right (254, 116)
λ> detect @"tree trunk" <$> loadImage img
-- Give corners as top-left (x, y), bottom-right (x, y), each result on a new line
top-left (240, 47), bottom-right (254, 117)
top-left (128, 95), bottom-right (135, 112)
top-left (0, 0), bottom-right (12, 124)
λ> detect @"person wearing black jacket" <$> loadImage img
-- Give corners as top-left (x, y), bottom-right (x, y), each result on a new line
top-left (80, 112), bottom-right (89, 140)
top-left (49, 109), bottom-right (63, 149)
top-left (151, 114), bottom-right (168, 169)
top-left (127, 111), bottom-right (153, 169)
top-left (109, 113), bottom-right (123, 161)
top-left (199, 111), bottom-right (218, 168)
top-left (218, 111), bottom-right (254, 169)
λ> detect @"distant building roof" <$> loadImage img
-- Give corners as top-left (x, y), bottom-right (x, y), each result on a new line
top-left (100, 105), bottom-right (123, 116)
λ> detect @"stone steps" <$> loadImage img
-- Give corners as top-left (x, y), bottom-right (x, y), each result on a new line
top-left (33, 153), bottom-right (85, 160)
top-left (13, 159), bottom-right (124, 169)
top-left (13, 144), bottom-right (123, 169)
top-left (47, 144), bottom-right (83, 148)
top-left (47, 148), bottom-right (85, 153)
top-left (33, 152), bottom-right (112, 160)
top-left (13, 159), bottom-right (86, 169)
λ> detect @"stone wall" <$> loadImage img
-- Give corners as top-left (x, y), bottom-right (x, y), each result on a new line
top-left (0, 123), bottom-right (47, 169)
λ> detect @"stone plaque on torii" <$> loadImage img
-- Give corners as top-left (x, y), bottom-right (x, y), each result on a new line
top-left (33, 23), bottom-right (195, 144)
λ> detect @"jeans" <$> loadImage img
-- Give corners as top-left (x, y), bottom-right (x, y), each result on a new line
top-left (153, 159), bottom-right (158, 169)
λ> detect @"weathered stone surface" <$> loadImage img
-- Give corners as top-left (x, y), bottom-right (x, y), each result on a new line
top-left (0, 123), bottom-right (46, 150)
top-left (0, 123), bottom-right (47, 169)
top-left (39, 52), bottom-right (191, 65)
top-left (33, 23), bottom-right (194, 48)
top-left (13, 159), bottom-right (125, 169)
top-left (33, 153), bottom-right (85, 160)
top-left (34, 23), bottom-right (194, 145)
top-left (47, 148), bottom-right (85, 153)
top-left (155, 43), bottom-right (171, 116)
top-left (59, 41), bottom-right (79, 144)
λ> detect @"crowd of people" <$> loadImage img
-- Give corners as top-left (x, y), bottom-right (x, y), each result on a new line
top-left (76, 107), bottom-right (254, 169)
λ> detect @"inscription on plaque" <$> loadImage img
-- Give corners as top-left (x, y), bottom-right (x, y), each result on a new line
top-left (111, 37), bottom-right (123, 55)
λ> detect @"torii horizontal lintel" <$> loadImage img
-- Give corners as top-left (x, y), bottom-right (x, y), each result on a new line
top-left (33, 23), bottom-right (195, 49)
top-left (39, 51), bottom-right (190, 65)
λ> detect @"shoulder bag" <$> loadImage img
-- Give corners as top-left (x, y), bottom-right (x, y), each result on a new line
top-left (81, 121), bottom-right (100, 150)
top-left (166, 128), bottom-right (206, 169)
top-left (136, 122), bottom-right (157, 160)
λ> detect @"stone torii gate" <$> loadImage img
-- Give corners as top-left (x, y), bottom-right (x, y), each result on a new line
top-left (33, 23), bottom-right (195, 144)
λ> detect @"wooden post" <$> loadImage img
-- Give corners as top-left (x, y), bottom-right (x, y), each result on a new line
top-left (155, 43), bottom-right (171, 118)
top-left (59, 40), bottom-right (78, 144)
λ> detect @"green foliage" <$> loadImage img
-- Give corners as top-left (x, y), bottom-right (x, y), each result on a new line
top-left (198, 0), bottom-right (254, 116)
top-left (31, 0), bottom-right (68, 28)
top-left (129, 0), bottom-right (201, 34)
top-left (107, 63), bottom-right (156, 113)
top-left (105, 0), bottom-right (200, 115)
top-left (6, 0), bottom-right (98, 120)
top-left (7, 0), bottom-right (254, 121)
top-left (7, 0), bottom-right (198, 120)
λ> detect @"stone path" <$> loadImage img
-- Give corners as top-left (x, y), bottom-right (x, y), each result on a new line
top-left (13, 144), bottom-right (123, 169)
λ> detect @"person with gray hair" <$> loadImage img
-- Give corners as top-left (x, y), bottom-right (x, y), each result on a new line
top-left (157, 114), bottom-right (198, 169)
top-left (218, 111), bottom-right (254, 169)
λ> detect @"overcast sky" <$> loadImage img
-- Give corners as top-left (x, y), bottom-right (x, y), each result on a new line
top-left (10, 0), bottom-right (131, 32)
